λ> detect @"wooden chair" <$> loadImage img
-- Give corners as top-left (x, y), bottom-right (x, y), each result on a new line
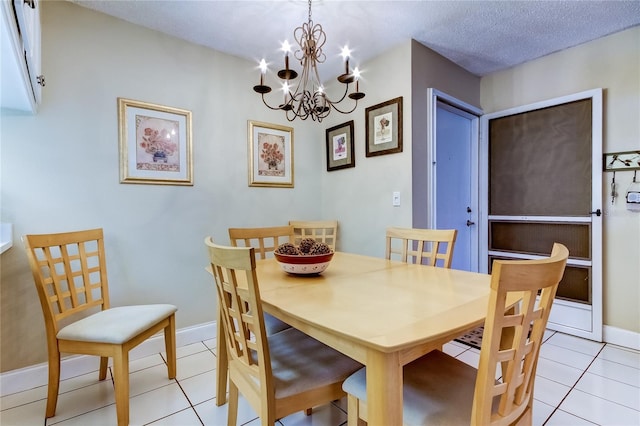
top-left (228, 225), bottom-right (294, 259)
top-left (205, 238), bottom-right (362, 426)
top-left (385, 227), bottom-right (457, 268)
top-left (289, 220), bottom-right (338, 251)
top-left (22, 228), bottom-right (177, 426)
top-left (228, 226), bottom-right (294, 334)
top-left (342, 243), bottom-right (569, 426)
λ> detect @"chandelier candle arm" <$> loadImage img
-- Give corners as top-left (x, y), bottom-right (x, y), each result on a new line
top-left (252, 0), bottom-right (365, 122)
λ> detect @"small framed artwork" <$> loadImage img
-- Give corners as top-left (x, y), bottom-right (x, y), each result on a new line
top-left (365, 96), bottom-right (403, 157)
top-left (603, 150), bottom-right (640, 171)
top-left (248, 120), bottom-right (294, 188)
top-left (326, 120), bottom-right (355, 171)
top-left (118, 98), bottom-right (193, 185)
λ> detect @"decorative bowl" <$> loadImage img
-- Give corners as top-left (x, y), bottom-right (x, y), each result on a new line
top-left (273, 251), bottom-right (334, 275)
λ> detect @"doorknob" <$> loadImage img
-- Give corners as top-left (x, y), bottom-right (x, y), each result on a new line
top-left (466, 220), bottom-right (475, 226)
top-left (590, 209), bottom-right (602, 217)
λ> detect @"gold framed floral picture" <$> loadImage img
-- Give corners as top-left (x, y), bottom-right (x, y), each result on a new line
top-left (248, 120), bottom-right (294, 188)
top-left (118, 98), bottom-right (193, 185)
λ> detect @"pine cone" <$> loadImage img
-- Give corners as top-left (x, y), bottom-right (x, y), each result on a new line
top-left (298, 238), bottom-right (317, 254)
top-left (309, 242), bottom-right (332, 255)
top-left (275, 243), bottom-right (300, 255)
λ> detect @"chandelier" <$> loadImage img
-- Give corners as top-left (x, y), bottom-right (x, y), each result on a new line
top-left (253, 0), bottom-right (365, 122)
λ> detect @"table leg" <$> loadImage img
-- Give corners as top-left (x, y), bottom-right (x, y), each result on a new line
top-left (215, 305), bottom-right (228, 406)
top-left (366, 350), bottom-right (402, 425)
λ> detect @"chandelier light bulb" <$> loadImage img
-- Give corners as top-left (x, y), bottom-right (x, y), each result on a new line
top-left (340, 46), bottom-right (351, 60)
top-left (259, 59), bottom-right (268, 74)
top-left (281, 40), bottom-right (292, 54)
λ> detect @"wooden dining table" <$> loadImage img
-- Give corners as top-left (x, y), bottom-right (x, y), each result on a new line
top-left (212, 251), bottom-right (516, 425)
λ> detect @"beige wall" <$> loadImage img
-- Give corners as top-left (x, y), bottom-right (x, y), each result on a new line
top-left (319, 41), bottom-right (414, 257)
top-left (0, 1), bottom-right (323, 371)
top-left (480, 27), bottom-right (640, 333)
top-left (2, 2), bottom-right (637, 374)
top-left (1, 1), bottom-right (472, 373)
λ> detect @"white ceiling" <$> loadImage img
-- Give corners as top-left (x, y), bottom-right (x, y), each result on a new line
top-left (71, 0), bottom-right (640, 79)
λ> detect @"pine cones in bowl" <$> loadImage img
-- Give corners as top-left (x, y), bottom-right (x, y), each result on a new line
top-left (274, 239), bottom-right (334, 275)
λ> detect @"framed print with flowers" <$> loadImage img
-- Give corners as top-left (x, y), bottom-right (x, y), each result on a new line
top-left (365, 96), bottom-right (403, 157)
top-left (118, 98), bottom-right (193, 185)
top-left (326, 120), bottom-right (355, 171)
top-left (248, 120), bottom-right (294, 188)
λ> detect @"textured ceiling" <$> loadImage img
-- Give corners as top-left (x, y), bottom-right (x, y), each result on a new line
top-left (71, 0), bottom-right (640, 78)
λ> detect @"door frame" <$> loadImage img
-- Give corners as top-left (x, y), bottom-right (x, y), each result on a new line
top-left (426, 89), bottom-right (483, 271)
top-left (479, 88), bottom-right (603, 341)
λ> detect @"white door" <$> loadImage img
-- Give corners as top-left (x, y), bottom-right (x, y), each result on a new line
top-left (480, 89), bottom-right (603, 341)
top-left (428, 89), bottom-right (482, 272)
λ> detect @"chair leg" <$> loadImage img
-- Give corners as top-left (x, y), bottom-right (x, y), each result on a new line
top-left (164, 314), bottom-right (177, 379)
top-left (347, 394), bottom-right (360, 426)
top-left (227, 381), bottom-right (239, 426)
top-left (99, 356), bottom-right (109, 381)
top-left (45, 348), bottom-right (61, 418)
top-left (112, 349), bottom-right (130, 426)
top-left (216, 307), bottom-right (229, 406)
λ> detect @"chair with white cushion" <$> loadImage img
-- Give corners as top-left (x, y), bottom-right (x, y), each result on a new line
top-left (22, 228), bottom-right (177, 426)
top-left (205, 238), bottom-right (362, 425)
top-left (343, 243), bottom-right (569, 426)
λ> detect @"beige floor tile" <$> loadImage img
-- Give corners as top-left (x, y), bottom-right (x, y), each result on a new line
top-left (179, 369), bottom-right (217, 406)
top-left (175, 350), bottom-right (216, 381)
top-left (129, 383), bottom-right (191, 425)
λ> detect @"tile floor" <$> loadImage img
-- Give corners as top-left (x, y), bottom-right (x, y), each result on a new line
top-left (1, 330), bottom-right (639, 425)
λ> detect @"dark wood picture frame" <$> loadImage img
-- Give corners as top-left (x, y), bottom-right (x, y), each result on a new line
top-left (326, 120), bottom-right (355, 171)
top-left (365, 96), bottom-right (403, 157)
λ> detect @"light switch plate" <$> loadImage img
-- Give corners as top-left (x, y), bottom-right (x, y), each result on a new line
top-left (392, 191), bottom-right (400, 206)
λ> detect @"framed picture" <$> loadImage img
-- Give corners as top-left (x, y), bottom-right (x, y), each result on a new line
top-left (365, 96), bottom-right (403, 157)
top-left (248, 120), bottom-right (294, 188)
top-left (118, 98), bottom-right (193, 185)
top-left (603, 150), bottom-right (640, 171)
top-left (326, 120), bottom-right (355, 171)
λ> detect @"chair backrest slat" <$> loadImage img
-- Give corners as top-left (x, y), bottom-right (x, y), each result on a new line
top-left (472, 243), bottom-right (568, 425)
top-left (228, 226), bottom-right (294, 259)
top-left (289, 220), bottom-right (338, 250)
top-left (23, 228), bottom-right (110, 334)
top-left (385, 227), bottom-right (457, 268)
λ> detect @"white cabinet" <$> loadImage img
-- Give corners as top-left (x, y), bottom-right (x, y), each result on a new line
top-left (1, 0), bottom-right (43, 113)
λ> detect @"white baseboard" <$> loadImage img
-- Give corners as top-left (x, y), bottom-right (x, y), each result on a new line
top-left (603, 325), bottom-right (640, 351)
top-left (0, 321), bottom-right (216, 397)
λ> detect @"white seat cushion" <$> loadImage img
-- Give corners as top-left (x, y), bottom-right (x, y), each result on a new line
top-left (267, 327), bottom-right (362, 400)
top-left (343, 350), bottom-right (480, 426)
top-left (57, 304), bottom-right (177, 344)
